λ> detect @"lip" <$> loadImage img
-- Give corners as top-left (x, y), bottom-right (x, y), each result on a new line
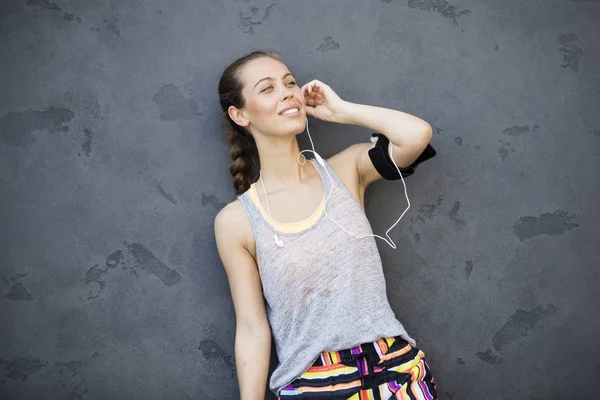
top-left (280, 109), bottom-right (300, 117)
top-left (278, 105), bottom-right (301, 115)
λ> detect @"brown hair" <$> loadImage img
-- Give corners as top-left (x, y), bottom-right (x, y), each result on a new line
top-left (218, 50), bottom-right (282, 195)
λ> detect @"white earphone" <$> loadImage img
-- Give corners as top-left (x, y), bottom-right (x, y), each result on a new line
top-left (259, 117), bottom-right (410, 249)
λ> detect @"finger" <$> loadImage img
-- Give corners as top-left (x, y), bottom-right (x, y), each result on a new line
top-left (307, 92), bottom-right (319, 105)
top-left (305, 80), bottom-right (323, 94)
top-left (314, 84), bottom-right (328, 97)
top-left (320, 83), bottom-right (332, 95)
top-left (305, 85), bottom-right (317, 97)
top-left (304, 105), bottom-right (317, 117)
top-left (310, 80), bottom-right (328, 91)
top-left (302, 81), bottom-right (313, 94)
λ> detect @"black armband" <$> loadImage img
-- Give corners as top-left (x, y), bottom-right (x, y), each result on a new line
top-left (368, 132), bottom-right (437, 180)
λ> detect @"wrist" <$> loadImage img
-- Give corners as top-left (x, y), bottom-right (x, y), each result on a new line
top-left (335, 100), bottom-right (358, 125)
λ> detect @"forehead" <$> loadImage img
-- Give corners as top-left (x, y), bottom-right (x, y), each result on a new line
top-left (239, 57), bottom-right (292, 88)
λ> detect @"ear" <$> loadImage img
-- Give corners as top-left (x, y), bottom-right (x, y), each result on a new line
top-left (228, 106), bottom-right (250, 128)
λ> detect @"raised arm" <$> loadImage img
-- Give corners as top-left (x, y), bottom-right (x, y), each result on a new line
top-left (340, 101), bottom-right (432, 189)
top-left (214, 201), bottom-right (272, 400)
top-left (302, 79), bottom-right (433, 190)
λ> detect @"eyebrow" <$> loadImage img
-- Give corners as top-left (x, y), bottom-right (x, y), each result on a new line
top-left (253, 72), bottom-right (294, 89)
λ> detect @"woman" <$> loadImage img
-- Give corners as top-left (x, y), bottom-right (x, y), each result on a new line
top-left (214, 50), bottom-right (438, 400)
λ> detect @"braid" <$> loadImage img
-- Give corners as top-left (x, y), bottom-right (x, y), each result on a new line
top-left (225, 119), bottom-right (256, 195)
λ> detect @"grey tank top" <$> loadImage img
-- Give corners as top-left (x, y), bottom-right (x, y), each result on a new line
top-left (237, 157), bottom-right (416, 396)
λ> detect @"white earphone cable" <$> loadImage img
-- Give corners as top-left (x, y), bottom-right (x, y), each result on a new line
top-left (298, 118), bottom-right (409, 249)
top-left (260, 117), bottom-right (410, 249)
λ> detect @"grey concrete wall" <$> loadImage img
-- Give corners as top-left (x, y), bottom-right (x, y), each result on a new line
top-left (1, 0), bottom-right (599, 399)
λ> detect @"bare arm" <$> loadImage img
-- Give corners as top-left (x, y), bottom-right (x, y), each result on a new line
top-left (215, 201), bottom-right (272, 400)
top-left (337, 101), bottom-right (433, 189)
top-left (302, 79), bottom-right (432, 190)
top-left (325, 103), bottom-right (432, 205)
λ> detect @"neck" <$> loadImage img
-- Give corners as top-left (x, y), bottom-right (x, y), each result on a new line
top-left (256, 136), bottom-right (307, 192)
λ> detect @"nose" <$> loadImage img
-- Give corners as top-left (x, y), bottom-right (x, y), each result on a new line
top-left (281, 85), bottom-right (294, 101)
top-left (282, 92), bottom-right (293, 102)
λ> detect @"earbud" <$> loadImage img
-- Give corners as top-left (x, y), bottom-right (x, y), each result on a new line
top-left (274, 233), bottom-right (285, 248)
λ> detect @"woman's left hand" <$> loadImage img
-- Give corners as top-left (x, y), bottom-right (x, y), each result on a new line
top-left (301, 79), bottom-right (347, 123)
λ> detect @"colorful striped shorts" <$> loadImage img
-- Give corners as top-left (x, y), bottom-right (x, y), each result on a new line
top-left (278, 335), bottom-right (438, 400)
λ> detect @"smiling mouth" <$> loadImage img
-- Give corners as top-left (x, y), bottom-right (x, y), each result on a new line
top-left (279, 108), bottom-right (299, 115)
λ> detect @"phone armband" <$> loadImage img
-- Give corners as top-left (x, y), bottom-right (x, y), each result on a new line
top-left (368, 132), bottom-right (437, 180)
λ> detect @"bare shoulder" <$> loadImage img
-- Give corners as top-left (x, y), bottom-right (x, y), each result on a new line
top-left (214, 198), bottom-right (246, 230)
top-left (214, 198), bottom-right (255, 255)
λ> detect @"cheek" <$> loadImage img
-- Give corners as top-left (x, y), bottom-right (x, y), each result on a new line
top-left (294, 88), bottom-right (306, 103)
top-left (248, 96), bottom-right (276, 115)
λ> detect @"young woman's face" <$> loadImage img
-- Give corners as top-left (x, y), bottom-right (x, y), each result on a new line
top-left (236, 57), bottom-right (306, 138)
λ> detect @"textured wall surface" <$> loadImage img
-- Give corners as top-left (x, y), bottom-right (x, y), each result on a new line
top-left (1, 0), bottom-right (599, 399)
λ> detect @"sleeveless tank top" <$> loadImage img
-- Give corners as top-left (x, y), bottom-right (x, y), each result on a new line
top-left (237, 157), bottom-right (416, 396)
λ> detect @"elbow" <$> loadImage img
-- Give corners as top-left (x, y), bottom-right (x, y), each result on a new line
top-left (405, 123), bottom-right (432, 153)
top-left (421, 122), bottom-right (433, 144)
top-left (237, 317), bottom-right (271, 338)
top-left (236, 322), bottom-right (272, 349)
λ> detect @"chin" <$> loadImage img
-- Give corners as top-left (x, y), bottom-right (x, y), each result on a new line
top-left (279, 114), bottom-right (306, 136)
top-left (292, 119), bottom-right (306, 135)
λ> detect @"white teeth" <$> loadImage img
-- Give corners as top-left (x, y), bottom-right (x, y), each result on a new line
top-left (281, 108), bottom-right (298, 115)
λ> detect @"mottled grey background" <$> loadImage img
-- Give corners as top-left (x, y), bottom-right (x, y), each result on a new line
top-left (1, 0), bottom-right (599, 399)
